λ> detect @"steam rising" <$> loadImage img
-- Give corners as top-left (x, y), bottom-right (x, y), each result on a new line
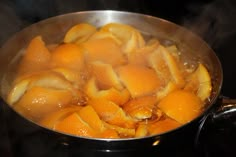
top-left (183, 0), bottom-right (236, 49)
top-left (0, 1), bottom-right (22, 46)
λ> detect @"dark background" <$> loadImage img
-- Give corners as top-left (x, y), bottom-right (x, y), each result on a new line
top-left (0, 0), bottom-right (235, 156)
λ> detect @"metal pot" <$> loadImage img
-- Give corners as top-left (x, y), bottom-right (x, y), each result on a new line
top-left (0, 10), bottom-right (235, 157)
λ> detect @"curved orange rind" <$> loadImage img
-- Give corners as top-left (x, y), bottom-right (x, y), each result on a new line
top-left (87, 98), bottom-right (136, 129)
top-left (63, 23), bottom-right (97, 44)
top-left (100, 23), bottom-right (145, 54)
top-left (82, 38), bottom-right (126, 66)
top-left (89, 61), bottom-right (124, 90)
top-left (55, 112), bottom-right (98, 137)
top-left (128, 38), bottom-right (159, 66)
top-left (84, 77), bottom-right (130, 106)
top-left (50, 43), bottom-right (85, 71)
top-left (7, 71), bottom-right (76, 106)
top-left (88, 30), bottom-right (122, 45)
top-left (158, 90), bottom-right (203, 124)
top-left (39, 106), bottom-right (83, 129)
top-left (184, 63), bottom-right (212, 102)
top-left (14, 86), bottom-right (73, 120)
top-left (149, 45), bottom-right (185, 88)
top-left (17, 36), bottom-right (51, 75)
top-left (123, 95), bottom-right (157, 120)
top-left (117, 64), bottom-right (161, 98)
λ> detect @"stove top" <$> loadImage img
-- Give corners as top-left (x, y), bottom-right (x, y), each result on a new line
top-left (0, 99), bottom-right (235, 157)
top-left (0, 0), bottom-right (236, 156)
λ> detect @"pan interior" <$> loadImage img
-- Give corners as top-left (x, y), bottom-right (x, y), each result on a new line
top-left (0, 11), bottom-right (223, 140)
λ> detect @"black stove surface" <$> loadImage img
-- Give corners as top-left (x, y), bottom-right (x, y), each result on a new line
top-left (0, 0), bottom-right (236, 157)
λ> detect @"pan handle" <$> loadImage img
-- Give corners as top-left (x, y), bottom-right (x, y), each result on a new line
top-left (194, 96), bottom-right (236, 156)
top-left (212, 96), bottom-right (236, 121)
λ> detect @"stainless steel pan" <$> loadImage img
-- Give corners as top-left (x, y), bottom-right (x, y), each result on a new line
top-left (0, 10), bottom-right (235, 157)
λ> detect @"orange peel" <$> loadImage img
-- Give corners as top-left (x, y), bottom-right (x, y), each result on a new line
top-left (117, 64), bottom-right (161, 98)
top-left (64, 23), bottom-right (97, 44)
top-left (184, 63), bottom-right (212, 102)
top-left (158, 90), bottom-right (203, 124)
